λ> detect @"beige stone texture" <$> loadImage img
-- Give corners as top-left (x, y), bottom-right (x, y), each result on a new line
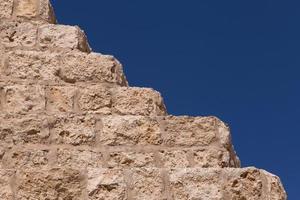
top-left (192, 148), bottom-right (233, 168)
top-left (13, 0), bottom-right (56, 23)
top-left (0, 114), bottom-right (49, 145)
top-left (0, 0), bottom-right (13, 19)
top-left (0, 21), bottom-right (37, 48)
top-left (14, 0), bottom-right (39, 18)
top-left (100, 116), bottom-right (162, 145)
top-left (5, 50), bottom-right (60, 80)
top-left (57, 148), bottom-right (103, 169)
top-left (46, 86), bottom-right (77, 113)
top-left (169, 167), bottom-right (287, 200)
top-left (0, 0), bottom-right (287, 199)
top-left (87, 168), bottom-right (127, 200)
top-left (130, 168), bottom-right (165, 200)
top-left (16, 168), bottom-right (84, 200)
top-left (50, 115), bottom-right (96, 146)
top-left (163, 116), bottom-right (218, 146)
top-left (158, 150), bottom-right (190, 168)
top-left (3, 84), bottom-right (45, 114)
top-left (108, 151), bottom-right (155, 168)
top-left (38, 24), bottom-right (91, 52)
top-left (59, 51), bottom-right (127, 84)
top-left (78, 85), bottom-right (112, 114)
top-left (0, 170), bottom-right (14, 200)
top-left (4, 147), bottom-right (49, 169)
top-left (112, 87), bottom-right (166, 116)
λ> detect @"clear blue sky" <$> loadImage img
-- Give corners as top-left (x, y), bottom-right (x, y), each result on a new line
top-left (52, 0), bottom-right (298, 198)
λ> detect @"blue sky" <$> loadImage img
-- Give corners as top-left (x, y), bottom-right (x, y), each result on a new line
top-left (52, 0), bottom-right (299, 198)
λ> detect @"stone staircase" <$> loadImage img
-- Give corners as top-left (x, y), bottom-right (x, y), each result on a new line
top-left (0, 0), bottom-right (287, 199)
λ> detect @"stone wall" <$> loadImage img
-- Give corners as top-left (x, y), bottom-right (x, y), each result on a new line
top-left (0, 0), bottom-right (287, 199)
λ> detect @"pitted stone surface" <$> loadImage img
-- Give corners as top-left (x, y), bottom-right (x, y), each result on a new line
top-left (0, 0), bottom-right (287, 199)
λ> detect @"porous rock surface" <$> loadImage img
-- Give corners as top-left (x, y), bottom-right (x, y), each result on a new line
top-left (0, 0), bottom-right (287, 199)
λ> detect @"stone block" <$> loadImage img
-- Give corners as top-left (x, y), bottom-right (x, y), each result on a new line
top-left (0, 21), bottom-right (37, 48)
top-left (13, 0), bottom-right (56, 23)
top-left (78, 85), bottom-right (112, 114)
top-left (50, 115), bottom-right (96, 146)
top-left (87, 168), bottom-right (127, 200)
top-left (3, 84), bottom-right (45, 114)
top-left (0, 115), bottom-right (49, 145)
top-left (163, 116), bottom-right (220, 146)
top-left (100, 116), bottom-right (162, 145)
top-left (4, 148), bottom-right (49, 169)
top-left (112, 87), bottom-right (166, 116)
top-left (58, 51), bottom-right (127, 85)
top-left (57, 148), bottom-right (103, 169)
top-left (169, 168), bottom-right (223, 200)
top-left (5, 50), bottom-right (60, 81)
top-left (0, 170), bottom-right (14, 200)
top-left (14, 0), bottom-right (39, 18)
top-left (192, 148), bottom-right (232, 168)
top-left (16, 168), bottom-right (84, 200)
top-left (38, 24), bottom-right (90, 52)
top-left (46, 86), bottom-right (77, 113)
top-left (107, 151), bottom-right (155, 168)
top-left (130, 168), bottom-right (164, 200)
top-left (169, 168), bottom-right (287, 200)
top-left (0, 0), bottom-right (13, 18)
top-left (158, 150), bottom-right (190, 168)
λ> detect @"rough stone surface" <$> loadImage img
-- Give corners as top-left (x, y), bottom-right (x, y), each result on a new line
top-left (0, 0), bottom-right (13, 19)
top-left (100, 115), bottom-right (162, 145)
top-left (38, 24), bottom-right (91, 52)
top-left (0, 0), bottom-right (287, 199)
top-left (113, 87), bottom-right (167, 116)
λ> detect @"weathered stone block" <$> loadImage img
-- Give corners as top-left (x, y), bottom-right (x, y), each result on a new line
top-left (192, 148), bottom-right (232, 168)
top-left (14, 0), bottom-right (39, 18)
top-left (0, 0), bottom-right (13, 19)
top-left (158, 150), bottom-right (190, 168)
top-left (163, 116), bottom-right (220, 146)
top-left (0, 115), bottom-right (49, 145)
top-left (131, 168), bottom-right (164, 200)
top-left (0, 21), bottom-right (37, 48)
top-left (50, 115), bottom-right (96, 145)
top-left (57, 148), bottom-right (103, 169)
top-left (169, 168), bottom-right (287, 200)
top-left (87, 168), bottom-right (127, 200)
top-left (6, 50), bottom-right (60, 80)
top-left (4, 148), bottom-right (49, 169)
top-left (58, 51), bottom-right (127, 85)
top-left (46, 86), bottom-right (76, 113)
top-left (78, 85), bottom-right (112, 114)
top-left (108, 151), bottom-right (155, 168)
top-left (38, 24), bottom-right (90, 52)
top-left (169, 168), bottom-right (223, 200)
top-left (3, 84), bottom-right (45, 114)
top-left (0, 170), bottom-right (14, 200)
top-left (16, 168), bottom-right (84, 200)
top-left (100, 116), bottom-right (162, 145)
top-left (13, 0), bottom-right (56, 23)
top-left (112, 87), bottom-right (166, 116)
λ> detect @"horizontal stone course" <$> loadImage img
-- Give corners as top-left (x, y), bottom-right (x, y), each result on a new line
top-left (0, 167), bottom-right (285, 200)
top-left (1, 49), bottom-right (128, 85)
top-left (0, 84), bottom-right (167, 116)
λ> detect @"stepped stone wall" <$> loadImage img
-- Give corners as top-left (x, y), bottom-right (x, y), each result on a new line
top-left (0, 0), bottom-right (287, 199)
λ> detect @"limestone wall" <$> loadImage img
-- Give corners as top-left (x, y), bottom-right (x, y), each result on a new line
top-left (0, 0), bottom-right (287, 199)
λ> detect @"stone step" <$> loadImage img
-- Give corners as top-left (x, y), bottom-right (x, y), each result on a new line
top-left (0, 167), bottom-right (286, 200)
top-left (0, 0), bottom-right (56, 23)
top-left (0, 114), bottom-right (240, 169)
top-left (0, 21), bottom-right (91, 52)
top-left (0, 49), bottom-right (127, 85)
top-left (0, 84), bottom-right (166, 115)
